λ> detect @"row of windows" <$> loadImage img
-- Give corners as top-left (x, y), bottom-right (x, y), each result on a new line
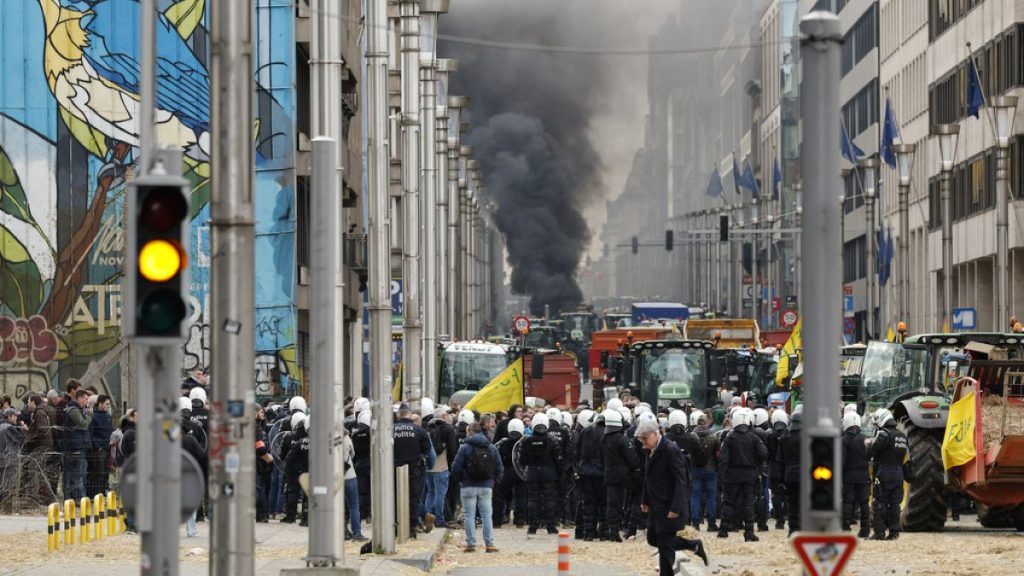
top-left (929, 25), bottom-right (1024, 126)
top-left (881, 0), bottom-right (927, 61)
top-left (842, 79), bottom-right (879, 139)
top-left (844, 235), bottom-right (867, 283)
top-left (927, 138), bottom-right (1024, 230)
top-left (842, 4), bottom-right (877, 77)
top-left (843, 170), bottom-right (866, 215)
top-left (929, 0), bottom-right (985, 41)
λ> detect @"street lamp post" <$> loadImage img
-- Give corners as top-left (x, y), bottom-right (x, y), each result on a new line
top-left (993, 96), bottom-right (1019, 330)
top-left (934, 123), bottom-right (960, 331)
top-left (894, 143), bottom-right (916, 326)
top-left (859, 158), bottom-right (879, 340)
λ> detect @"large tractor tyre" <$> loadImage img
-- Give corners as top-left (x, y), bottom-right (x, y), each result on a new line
top-left (899, 418), bottom-right (947, 532)
top-left (976, 503), bottom-right (1015, 529)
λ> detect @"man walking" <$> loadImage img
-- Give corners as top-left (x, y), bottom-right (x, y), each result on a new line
top-left (637, 418), bottom-right (707, 575)
top-left (451, 422), bottom-right (502, 553)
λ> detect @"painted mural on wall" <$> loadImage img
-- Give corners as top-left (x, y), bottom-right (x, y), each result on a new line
top-left (0, 0), bottom-right (302, 405)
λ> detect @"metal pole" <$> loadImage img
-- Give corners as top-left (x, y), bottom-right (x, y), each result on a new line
top-left (752, 201), bottom-right (761, 322)
top-left (367, 0), bottom-right (396, 554)
top-left (996, 140), bottom-right (1010, 331)
top-left (209, 0), bottom-right (256, 569)
top-left (447, 134), bottom-right (465, 339)
top-left (898, 180), bottom-right (910, 324)
top-left (704, 212), bottom-right (712, 309)
top-left (861, 159), bottom-right (878, 340)
top-left (799, 11), bottom-right (843, 534)
top-left (436, 61), bottom-right (457, 343)
top-left (420, 16), bottom-right (439, 400)
top-left (941, 168), bottom-right (953, 330)
top-left (400, 0), bottom-right (423, 402)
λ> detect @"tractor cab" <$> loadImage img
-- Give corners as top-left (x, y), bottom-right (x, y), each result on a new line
top-left (626, 339), bottom-right (715, 410)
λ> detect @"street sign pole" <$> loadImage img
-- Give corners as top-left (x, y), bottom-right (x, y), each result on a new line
top-left (799, 11), bottom-right (843, 534)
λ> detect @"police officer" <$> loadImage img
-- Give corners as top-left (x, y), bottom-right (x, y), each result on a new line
top-left (544, 408), bottom-right (571, 523)
top-left (349, 409), bottom-right (372, 521)
top-left (717, 408), bottom-right (767, 542)
top-left (779, 410), bottom-right (802, 535)
top-left (751, 408), bottom-right (771, 532)
top-left (517, 412), bottom-right (560, 534)
top-left (393, 403), bottom-right (436, 539)
top-left (576, 409), bottom-right (607, 540)
top-left (868, 409), bottom-right (907, 540)
top-left (602, 408), bottom-right (641, 542)
top-left (841, 411), bottom-right (870, 537)
top-left (494, 417), bottom-right (527, 527)
top-left (283, 413), bottom-right (310, 525)
top-left (767, 410), bottom-right (789, 530)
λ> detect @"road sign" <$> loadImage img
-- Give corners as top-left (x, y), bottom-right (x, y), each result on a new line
top-left (772, 297), bottom-right (782, 312)
top-left (952, 307), bottom-right (977, 331)
top-left (119, 451), bottom-right (205, 524)
top-left (843, 285), bottom-right (853, 295)
top-left (791, 533), bottom-right (857, 576)
top-left (513, 315), bottom-right (531, 333)
top-left (843, 295), bottom-right (854, 313)
top-left (780, 309), bottom-right (798, 328)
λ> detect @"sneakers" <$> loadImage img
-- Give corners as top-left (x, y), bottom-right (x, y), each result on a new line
top-left (485, 546), bottom-right (499, 553)
top-left (423, 513), bottom-right (435, 534)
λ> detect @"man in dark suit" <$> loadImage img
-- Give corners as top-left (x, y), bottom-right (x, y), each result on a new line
top-left (637, 419), bottom-right (707, 575)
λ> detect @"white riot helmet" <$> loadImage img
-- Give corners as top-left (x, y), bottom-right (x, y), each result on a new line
top-left (667, 410), bottom-right (688, 428)
top-left (507, 418), bottom-right (525, 436)
top-left (602, 408), bottom-right (623, 429)
top-left (178, 396), bottom-right (193, 412)
top-left (736, 408), bottom-right (754, 428)
top-left (618, 406), bottom-right (633, 425)
top-left (637, 412), bottom-right (657, 427)
top-left (458, 409), bottom-right (475, 425)
top-left (289, 396), bottom-right (307, 413)
top-left (353, 397), bottom-right (371, 414)
top-left (531, 412), bottom-right (550, 431)
top-left (770, 410), bottom-right (790, 426)
top-left (420, 397), bottom-right (435, 417)
top-left (873, 408), bottom-right (894, 427)
top-left (561, 411), bottom-right (574, 428)
top-left (357, 410), bottom-right (371, 427)
top-left (635, 403), bottom-right (653, 416)
top-left (752, 408), bottom-right (770, 427)
top-left (689, 410), bottom-right (706, 428)
top-left (606, 398), bottom-right (624, 412)
top-left (842, 412), bottom-right (862, 431)
top-left (577, 409), bottom-right (596, 428)
top-left (291, 411), bottom-right (307, 430)
top-left (844, 403), bottom-right (859, 415)
top-left (189, 387), bottom-right (207, 403)
top-left (546, 407), bottom-right (561, 422)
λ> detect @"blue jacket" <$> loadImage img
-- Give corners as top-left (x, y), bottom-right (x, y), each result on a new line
top-left (89, 411), bottom-right (114, 451)
top-left (451, 433), bottom-right (504, 489)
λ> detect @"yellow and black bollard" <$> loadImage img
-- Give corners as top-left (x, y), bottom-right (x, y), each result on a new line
top-left (79, 497), bottom-right (92, 543)
top-left (47, 503), bottom-right (60, 552)
top-left (106, 491), bottom-right (118, 535)
top-left (63, 500), bottom-right (76, 546)
top-left (93, 494), bottom-right (105, 541)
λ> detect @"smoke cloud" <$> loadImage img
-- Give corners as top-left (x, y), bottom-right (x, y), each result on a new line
top-left (441, 0), bottom-right (677, 315)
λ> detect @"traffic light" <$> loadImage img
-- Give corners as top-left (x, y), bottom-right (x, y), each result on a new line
top-left (809, 435), bottom-right (838, 511)
top-left (631, 236), bottom-right (639, 255)
top-left (719, 215), bottom-right (729, 242)
top-left (665, 230), bottom-right (674, 251)
top-left (124, 175), bottom-right (191, 342)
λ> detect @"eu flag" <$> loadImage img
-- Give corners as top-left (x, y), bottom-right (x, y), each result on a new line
top-left (732, 155), bottom-right (743, 196)
top-left (841, 121), bottom-right (864, 164)
top-left (707, 167), bottom-right (723, 198)
top-left (772, 158), bottom-right (782, 200)
top-left (966, 57), bottom-right (984, 118)
top-left (880, 98), bottom-right (900, 168)
top-left (742, 159), bottom-right (760, 197)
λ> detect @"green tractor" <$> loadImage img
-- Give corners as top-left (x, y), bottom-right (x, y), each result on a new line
top-left (859, 332), bottom-right (1024, 531)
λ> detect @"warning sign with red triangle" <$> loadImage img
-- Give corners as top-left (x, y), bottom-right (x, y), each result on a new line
top-left (790, 533), bottom-right (857, 576)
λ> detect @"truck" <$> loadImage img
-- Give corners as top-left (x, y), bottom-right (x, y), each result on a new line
top-left (625, 339), bottom-right (716, 410)
top-left (858, 332), bottom-right (1024, 531)
top-left (683, 319), bottom-right (760, 349)
top-left (522, 351), bottom-right (581, 409)
top-left (630, 302), bottom-right (689, 325)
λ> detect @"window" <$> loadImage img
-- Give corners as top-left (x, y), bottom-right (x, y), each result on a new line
top-left (842, 5), bottom-right (877, 76)
top-left (929, 25), bottom-right (1024, 126)
top-left (844, 236), bottom-right (867, 283)
top-left (930, 0), bottom-right (986, 41)
top-left (841, 79), bottom-right (879, 138)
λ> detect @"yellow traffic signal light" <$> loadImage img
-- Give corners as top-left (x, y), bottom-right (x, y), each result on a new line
top-left (138, 239), bottom-right (185, 282)
top-left (812, 466), bottom-right (833, 481)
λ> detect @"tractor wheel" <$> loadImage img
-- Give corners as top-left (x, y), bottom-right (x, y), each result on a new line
top-left (899, 418), bottom-right (947, 532)
top-left (976, 503), bottom-right (1014, 529)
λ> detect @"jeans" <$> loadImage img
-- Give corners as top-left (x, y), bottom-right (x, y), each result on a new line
top-left (461, 486), bottom-right (494, 547)
top-left (344, 477), bottom-right (362, 536)
top-left (690, 468), bottom-right (717, 525)
top-left (63, 452), bottom-right (87, 502)
top-left (425, 471), bottom-right (450, 525)
top-left (186, 511), bottom-right (198, 537)
top-left (268, 467), bottom-right (284, 514)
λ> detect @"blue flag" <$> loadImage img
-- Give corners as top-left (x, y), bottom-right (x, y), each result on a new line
top-left (732, 155), bottom-right (743, 196)
top-left (841, 121), bottom-right (864, 164)
top-left (707, 167), bottom-right (723, 198)
top-left (742, 159), bottom-right (759, 197)
top-left (880, 98), bottom-right (900, 168)
top-left (966, 57), bottom-right (984, 118)
top-left (877, 224), bottom-right (893, 286)
top-left (772, 158), bottom-right (782, 200)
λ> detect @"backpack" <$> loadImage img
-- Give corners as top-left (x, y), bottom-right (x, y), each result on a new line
top-left (428, 423), bottom-right (446, 461)
top-left (466, 444), bottom-right (497, 481)
top-left (109, 428), bottom-right (125, 468)
top-left (691, 432), bottom-right (712, 468)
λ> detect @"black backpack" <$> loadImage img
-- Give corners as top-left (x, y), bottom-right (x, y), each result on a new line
top-left (691, 432), bottom-right (712, 468)
top-left (467, 444), bottom-right (496, 481)
top-left (428, 423), bottom-right (446, 461)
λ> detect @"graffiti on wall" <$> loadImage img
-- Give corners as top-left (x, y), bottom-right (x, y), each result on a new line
top-left (0, 0), bottom-right (299, 405)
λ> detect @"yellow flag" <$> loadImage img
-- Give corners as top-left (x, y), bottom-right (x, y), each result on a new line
top-left (886, 326), bottom-right (896, 342)
top-left (392, 363), bottom-right (402, 402)
top-left (775, 318), bottom-right (802, 387)
top-left (942, 392), bottom-right (977, 469)
top-left (464, 358), bottom-right (524, 413)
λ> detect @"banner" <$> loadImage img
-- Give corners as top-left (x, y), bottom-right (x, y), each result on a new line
top-left (464, 357), bottom-right (524, 413)
top-left (942, 391), bottom-right (977, 470)
top-left (775, 318), bottom-right (802, 387)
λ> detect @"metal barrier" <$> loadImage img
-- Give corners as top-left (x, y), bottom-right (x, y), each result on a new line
top-left (47, 491), bottom-right (124, 552)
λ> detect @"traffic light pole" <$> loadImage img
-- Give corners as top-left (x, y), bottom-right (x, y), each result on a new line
top-left (799, 11), bottom-right (843, 533)
top-left (209, 0), bottom-right (257, 571)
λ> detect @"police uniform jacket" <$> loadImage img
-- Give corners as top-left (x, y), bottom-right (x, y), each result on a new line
top-left (602, 426), bottom-right (641, 485)
top-left (867, 421), bottom-right (907, 482)
top-left (393, 417), bottom-right (435, 473)
top-left (520, 426), bottom-right (559, 482)
top-left (576, 422), bottom-right (605, 478)
top-left (841, 426), bottom-right (870, 484)
top-left (719, 424), bottom-right (768, 483)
